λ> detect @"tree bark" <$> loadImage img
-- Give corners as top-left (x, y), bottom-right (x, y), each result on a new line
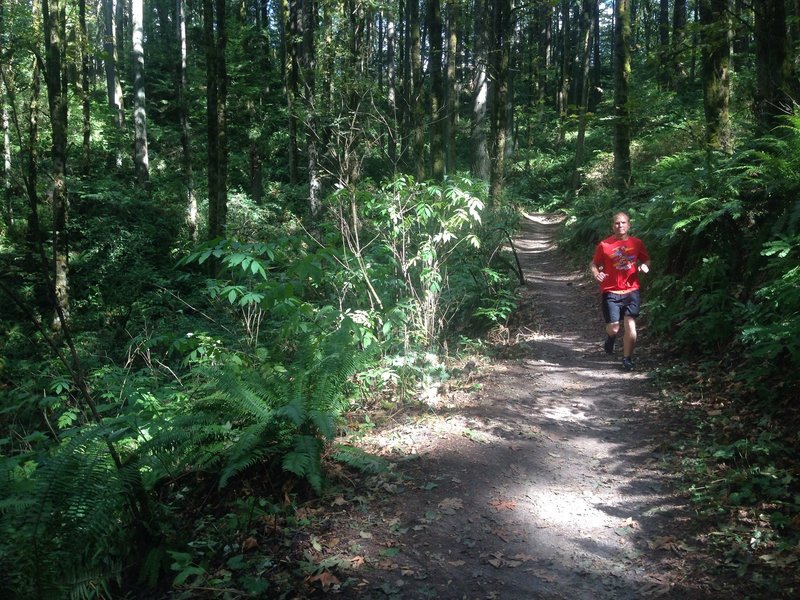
top-left (754, 0), bottom-right (794, 131)
top-left (428, 0), bottom-right (444, 180)
top-left (470, 0), bottom-right (490, 180)
top-left (671, 0), bottom-right (687, 90)
top-left (177, 0), bottom-right (196, 240)
top-left (78, 0), bottom-right (90, 173)
top-left (699, 0), bottom-right (731, 152)
top-left (410, 0), bottom-right (425, 181)
top-left (572, 0), bottom-right (594, 193)
top-left (282, 0), bottom-right (299, 184)
top-left (445, 0), bottom-right (458, 175)
top-left (489, 0), bottom-right (511, 204)
top-left (43, 0), bottom-right (70, 328)
top-left (658, 0), bottom-right (670, 87)
top-left (205, 0), bottom-right (228, 240)
top-left (132, 0), bottom-right (150, 186)
top-left (613, 0), bottom-right (632, 193)
top-left (103, 0), bottom-right (124, 167)
top-left (387, 10), bottom-right (398, 169)
top-left (300, 0), bottom-right (322, 219)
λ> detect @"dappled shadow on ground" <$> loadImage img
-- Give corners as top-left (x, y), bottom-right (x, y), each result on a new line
top-left (317, 214), bottom-right (782, 599)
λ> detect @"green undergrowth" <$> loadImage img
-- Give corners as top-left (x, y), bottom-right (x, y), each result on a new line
top-left (653, 363), bottom-right (800, 593)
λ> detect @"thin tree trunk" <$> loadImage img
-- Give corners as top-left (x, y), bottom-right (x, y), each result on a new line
top-left (132, 0), bottom-right (150, 186)
top-left (489, 0), bottom-right (511, 204)
top-left (215, 0), bottom-right (228, 235)
top-left (589, 0), bottom-right (602, 111)
top-left (613, 0), bottom-right (632, 193)
top-left (754, 0), bottom-right (794, 131)
top-left (205, 0), bottom-right (228, 240)
top-left (671, 0), bottom-right (687, 90)
top-left (470, 0), bottom-right (490, 180)
top-left (282, 0), bottom-right (299, 184)
top-left (103, 0), bottom-right (124, 167)
top-left (387, 11), bottom-right (398, 169)
top-left (658, 0), bottom-right (670, 87)
top-left (300, 0), bottom-right (322, 219)
top-left (78, 0), bottom-right (90, 172)
top-left (410, 0), bottom-right (425, 181)
top-left (23, 8), bottom-right (43, 254)
top-left (572, 0), bottom-right (594, 193)
top-left (428, 0), bottom-right (444, 180)
top-left (446, 0), bottom-right (458, 175)
top-left (699, 0), bottom-right (731, 152)
top-left (43, 0), bottom-right (70, 328)
top-left (177, 0), bottom-right (196, 240)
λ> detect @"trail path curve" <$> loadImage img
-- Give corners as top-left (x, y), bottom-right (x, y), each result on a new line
top-left (329, 214), bottom-right (734, 599)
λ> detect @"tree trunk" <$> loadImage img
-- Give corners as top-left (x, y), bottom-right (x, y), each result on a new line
top-left (282, 0), bottom-right (299, 184)
top-left (613, 0), bottom-right (632, 193)
top-left (557, 0), bottom-right (571, 136)
top-left (387, 10), bottom-right (398, 169)
top-left (43, 0), bottom-right (70, 328)
top-left (205, 0), bottom-right (228, 240)
top-left (103, 0), bottom-right (124, 167)
top-left (537, 2), bottom-right (553, 116)
top-left (658, 0), bottom-right (670, 87)
top-left (300, 0), bottom-right (322, 219)
top-left (699, 0), bottom-right (731, 152)
top-left (78, 0), bottom-right (90, 173)
top-left (410, 0), bottom-right (425, 181)
top-left (428, 0), bottom-right (444, 180)
top-left (754, 0), bottom-right (794, 131)
top-left (177, 0), bottom-right (196, 240)
top-left (572, 0), bottom-right (594, 193)
top-left (445, 0), bottom-right (458, 175)
top-left (132, 0), bottom-right (150, 187)
top-left (589, 0), bottom-right (602, 111)
top-left (470, 0), bottom-right (490, 180)
top-left (489, 0), bottom-right (511, 204)
top-left (671, 0), bottom-right (687, 90)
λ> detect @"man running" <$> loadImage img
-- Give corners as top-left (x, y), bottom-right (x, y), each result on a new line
top-left (590, 212), bottom-right (651, 370)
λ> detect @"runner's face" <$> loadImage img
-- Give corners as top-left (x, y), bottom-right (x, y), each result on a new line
top-left (612, 216), bottom-right (629, 238)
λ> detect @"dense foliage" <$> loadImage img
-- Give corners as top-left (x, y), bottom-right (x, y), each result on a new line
top-left (0, 0), bottom-right (798, 597)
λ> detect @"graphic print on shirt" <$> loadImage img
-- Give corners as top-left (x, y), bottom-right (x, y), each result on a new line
top-left (610, 245), bottom-right (635, 271)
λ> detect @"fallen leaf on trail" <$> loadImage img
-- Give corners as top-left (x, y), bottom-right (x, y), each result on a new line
top-left (447, 560), bottom-right (465, 567)
top-left (488, 558), bottom-right (503, 568)
top-left (488, 498), bottom-right (517, 511)
top-left (359, 531), bottom-right (373, 539)
top-left (308, 570), bottom-right (340, 591)
top-left (438, 497), bottom-right (464, 513)
top-left (510, 553), bottom-right (535, 562)
top-left (547, 452), bottom-right (562, 458)
top-left (331, 496), bottom-right (348, 506)
top-left (241, 537), bottom-right (258, 552)
top-left (350, 556), bottom-right (366, 568)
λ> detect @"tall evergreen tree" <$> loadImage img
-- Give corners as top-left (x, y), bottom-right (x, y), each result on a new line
top-left (132, 0), bottom-right (150, 186)
top-left (43, 0), bottom-right (69, 326)
top-left (470, 0), bottom-right (490, 180)
top-left (699, 0), bottom-right (731, 152)
top-left (613, 0), bottom-right (632, 192)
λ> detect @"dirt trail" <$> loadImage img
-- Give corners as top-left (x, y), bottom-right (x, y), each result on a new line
top-left (329, 214), bottom-right (722, 599)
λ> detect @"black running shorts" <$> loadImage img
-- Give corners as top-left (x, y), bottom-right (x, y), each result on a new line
top-left (601, 290), bottom-right (641, 324)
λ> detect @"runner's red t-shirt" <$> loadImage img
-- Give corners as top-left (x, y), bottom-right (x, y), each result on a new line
top-left (592, 235), bottom-right (650, 293)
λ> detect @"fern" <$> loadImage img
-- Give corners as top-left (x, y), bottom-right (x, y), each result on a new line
top-left (187, 317), bottom-right (367, 491)
top-left (0, 426), bottom-right (132, 600)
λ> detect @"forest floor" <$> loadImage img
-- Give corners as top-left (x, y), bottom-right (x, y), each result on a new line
top-left (279, 213), bottom-right (792, 599)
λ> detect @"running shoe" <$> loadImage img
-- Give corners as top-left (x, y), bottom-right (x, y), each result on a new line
top-left (622, 357), bottom-right (635, 370)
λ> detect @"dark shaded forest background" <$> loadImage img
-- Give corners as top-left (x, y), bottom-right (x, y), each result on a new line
top-left (1, 0), bottom-right (799, 597)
